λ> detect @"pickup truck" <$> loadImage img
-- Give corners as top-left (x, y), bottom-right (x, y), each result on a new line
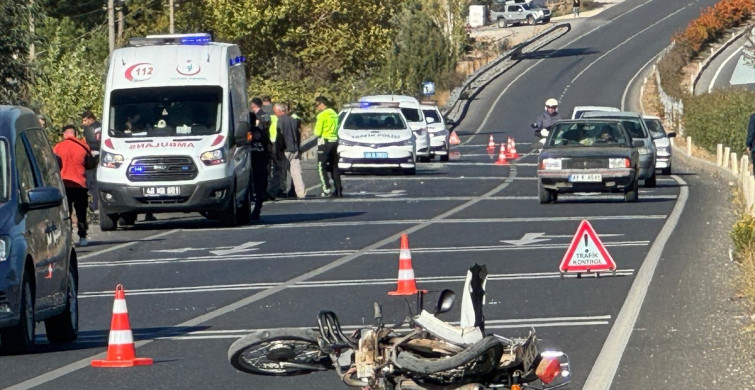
top-left (489, 2), bottom-right (551, 27)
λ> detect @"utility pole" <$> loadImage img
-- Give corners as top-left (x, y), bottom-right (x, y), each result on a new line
top-left (117, 1), bottom-right (124, 41)
top-left (169, 0), bottom-right (175, 34)
top-left (107, 0), bottom-right (115, 53)
top-left (29, 0), bottom-right (35, 61)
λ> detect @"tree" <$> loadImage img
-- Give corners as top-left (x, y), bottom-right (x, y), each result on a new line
top-left (379, 1), bottom-right (454, 95)
top-left (0, 0), bottom-right (40, 105)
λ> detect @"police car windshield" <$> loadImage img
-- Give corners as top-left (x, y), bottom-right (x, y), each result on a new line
top-left (422, 109), bottom-right (441, 122)
top-left (400, 108), bottom-right (422, 122)
top-left (344, 112), bottom-right (406, 130)
top-left (108, 86), bottom-right (222, 138)
top-left (0, 140), bottom-right (8, 203)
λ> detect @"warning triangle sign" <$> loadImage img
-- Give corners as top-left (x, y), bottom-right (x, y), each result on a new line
top-left (559, 220), bottom-right (616, 273)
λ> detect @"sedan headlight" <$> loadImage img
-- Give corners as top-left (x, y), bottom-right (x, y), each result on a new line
top-left (0, 236), bottom-right (11, 262)
top-left (609, 158), bottom-right (630, 169)
top-left (200, 148), bottom-right (226, 166)
top-left (339, 139), bottom-right (358, 147)
top-left (101, 151), bottom-right (124, 168)
top-left (540, 158), bottom-right (562, 170)
top-left (656, 146), bottom-right (670, 156)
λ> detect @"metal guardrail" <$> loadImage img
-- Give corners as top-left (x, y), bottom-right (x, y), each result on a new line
top-left (299, 22), bottom-right (572, 159)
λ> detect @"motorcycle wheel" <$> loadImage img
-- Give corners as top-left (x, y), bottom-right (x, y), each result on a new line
top-left (394, 335), bottom-right (502, 375)
top-left (228, 328), bottom-right (331, 376)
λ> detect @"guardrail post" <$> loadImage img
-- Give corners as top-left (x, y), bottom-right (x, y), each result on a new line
top-left (687, 136), bottom-right (692, 156)
top-left (731, 152), bottom-right (738, 175)
top-left (749, 175), bottom-right (755, 212)
top-left (716, 144), bottom-right (723, 166)
top-left (723, 146), bottom-right (731, 169)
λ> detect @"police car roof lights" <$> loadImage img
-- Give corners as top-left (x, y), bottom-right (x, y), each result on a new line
top-left (345, 102), bottom-right (401, 109)
top-left (129, 33), bottom-right (212, 47)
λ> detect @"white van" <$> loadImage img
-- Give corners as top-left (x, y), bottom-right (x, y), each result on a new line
top-left (97, 33), bottom-right (253, 230)
top-left (359, 95), bottom-right (431, 162)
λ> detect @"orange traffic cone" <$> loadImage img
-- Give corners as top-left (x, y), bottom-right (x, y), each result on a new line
top-left (449, 131), bottom-right (460, 145)
top-left (92, 284), bottom-right (153, 367)
top-left (486, 135), bottom-right (496, 152)
top-left (506, 137), bottom-right (520, 159)
top-left (494, 143), bottom-right (509, 165)
top-left (389, 234), bottom-right (427, 296)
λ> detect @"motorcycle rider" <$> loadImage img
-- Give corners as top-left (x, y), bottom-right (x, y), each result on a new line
top-left (533, 98), bottom-right (561, 144)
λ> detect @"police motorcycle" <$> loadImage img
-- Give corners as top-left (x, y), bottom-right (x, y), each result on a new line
top-left (228, 264), bottom-right (571, 389)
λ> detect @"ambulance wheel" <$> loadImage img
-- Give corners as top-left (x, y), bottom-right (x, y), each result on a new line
top-left (219, 188), bottom-right (239, 227)
top-left (99, 208), bottom-right (117, 231)
top-left (235, 187), bottom-right (251, 225)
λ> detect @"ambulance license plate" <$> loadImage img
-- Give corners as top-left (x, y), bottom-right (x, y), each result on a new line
top-left (143, 186), bottom-right (181, 197)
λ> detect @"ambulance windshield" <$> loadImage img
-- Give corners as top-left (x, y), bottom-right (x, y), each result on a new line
top-left (108, 86), bottom-right (222, 138)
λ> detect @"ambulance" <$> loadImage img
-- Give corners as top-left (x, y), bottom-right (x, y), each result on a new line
top-left (97, 33), bottom-right (253, 230)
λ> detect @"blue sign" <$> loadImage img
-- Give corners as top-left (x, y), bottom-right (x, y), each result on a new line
top-left (422, 81), bottom-right (435, 96)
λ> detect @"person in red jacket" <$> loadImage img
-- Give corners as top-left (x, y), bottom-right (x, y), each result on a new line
top-left (53, 125), bottom-right (92, 246)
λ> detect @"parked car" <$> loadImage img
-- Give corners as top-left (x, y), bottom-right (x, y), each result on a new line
top-left (643, 115), bottom-right (676, 175)
top-left (359, 95), bottom-right (431, 162)
top-left (581, 111), bottom-right (657, 187)
top-left (0, 106), bottom-right (78, 354)
top-left (490, 2), bottom-right (551, 28)
top-left (537, 119), bottom-right (643, 203)
top-left (571, 105), bottom-right (620, 119)
top-left (420, 101), bottom-right (450, 162)
top-left (337, 102), bottom-right (417, 175)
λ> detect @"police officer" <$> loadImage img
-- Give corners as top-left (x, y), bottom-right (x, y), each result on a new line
top-left (249, 107), bottom-right (271, 220)
top-left (314, 96), bottom-right (341, 197)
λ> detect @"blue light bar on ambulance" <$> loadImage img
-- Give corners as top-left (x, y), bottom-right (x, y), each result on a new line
top-left (229, 56), bottom-right (246, 66)
top-left (130, 33), bottom-right (212, 47)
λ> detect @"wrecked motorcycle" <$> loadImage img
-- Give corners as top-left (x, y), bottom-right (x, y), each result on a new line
top-left (228, 264), bottom-right (571, 389)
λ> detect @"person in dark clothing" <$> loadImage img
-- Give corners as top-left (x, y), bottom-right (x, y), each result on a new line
top-left (81, 110), bottom-right (101, 212)
top-left (746, 112), bottom-right (755, 175)
top-left (274, 103), bottom-right (306, 198)
top-left (573, 0), bottom-right (580, 17)
top-left (248, 109), bottom-right (271, 220)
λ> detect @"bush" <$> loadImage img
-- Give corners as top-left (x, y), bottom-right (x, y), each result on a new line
top-left (682, 88), bottom-right (755, 155)
top-left (732, 212), bottom-right (755, 255)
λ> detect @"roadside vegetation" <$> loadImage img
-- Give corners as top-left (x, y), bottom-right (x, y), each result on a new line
top-left (652, 0), bottom-right (755, 316)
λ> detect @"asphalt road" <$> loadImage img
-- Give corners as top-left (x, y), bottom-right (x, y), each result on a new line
top-left (1, 0), bottom-right (744, 389)
top-left (695, 25), bottom-right (755, 95)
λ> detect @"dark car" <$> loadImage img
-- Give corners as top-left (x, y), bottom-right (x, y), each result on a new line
top-left (537, 119), bottom-right (643, 203)
top-left (0, 106), bottom-right (78, 354)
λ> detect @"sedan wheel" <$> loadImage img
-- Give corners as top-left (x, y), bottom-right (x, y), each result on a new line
top-left (625, 180), bottom-right (639, 202)
top-left (1, 274), bottom-right (35, 354)
top-left (45, 268), bottom-right (78, 343)
top-left (538, 182), bottom-right (555, 204)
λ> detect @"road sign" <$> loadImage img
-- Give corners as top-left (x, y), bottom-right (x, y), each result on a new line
top-left (559, 220), bottom-right (616, 274)
top-left (422, 81), bottom-right (435, 96)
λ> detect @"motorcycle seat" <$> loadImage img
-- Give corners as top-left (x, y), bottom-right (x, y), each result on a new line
top-left (414, 310), bottom-right (484, 346)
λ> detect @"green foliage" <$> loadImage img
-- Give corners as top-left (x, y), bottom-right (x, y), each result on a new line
top-left (731, 212), bottom-right (755, 257)
top-left (682, 88), bottom-right (755, 154)
top-left (0, 0), bottom-right (40, 105)
top-left (378, 1), bottom-right (455, 95)
top-left (29, 16), bottom-right (107, 136)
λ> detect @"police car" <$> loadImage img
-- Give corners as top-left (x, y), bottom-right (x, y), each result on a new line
top-left (420, 100), bottom-right (450, 161)
top-left (337, 102), bottom-right (417, 175)
top-left (359, 95), bottom-right (430, 162)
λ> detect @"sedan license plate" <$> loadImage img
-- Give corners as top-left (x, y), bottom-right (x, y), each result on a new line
top-left (143, 186), bottom-right (181, 197)
top-left (569, 174), bottom-right (602, 182)
top-left (364, 152), bottom-right (389, 159)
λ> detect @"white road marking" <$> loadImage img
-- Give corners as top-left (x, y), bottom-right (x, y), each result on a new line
top-left (78, 269), bottom-right (636, 298)
top-left (709, 46), bottom-right (744, 93)
top-left (584, 175), bottom-right (689, 389)
top-left (209, 241), bottom-right (264, 256)
top-left (79, 229), bottom-right (180, 260)
top-left (79, 241), bottom-right (648, 269)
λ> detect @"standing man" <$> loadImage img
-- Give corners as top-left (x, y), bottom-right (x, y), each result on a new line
top-left (746, 112), bottom-right (755, 175)
top-left (274, 102), bottom-right (307, 198)
top-left (81, 110), bottom-right (101, 212)
top-left (267, 108), bottom-right (285, 199)
top-left (261, 96), bottom-right (274, 117)
top-left (314, 95), bottom-right (341, 197)
top-left (249, 101), bottom-right (271, 220)
top-left (572, 0), bottom-right (580, 17)
top-left (53, 125), bottom-right (92, 247)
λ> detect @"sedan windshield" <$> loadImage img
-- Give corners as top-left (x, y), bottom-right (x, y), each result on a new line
top-left (400, 108), bottom-right (422, 122)
top-left (343, 112), bottom-right (407, 130)
top-left (644, 119), bottom-right (666, 139)
top-left (108, 86), bottom-right (222, 138)
top-left (548, 122), bottom-right (629, 147)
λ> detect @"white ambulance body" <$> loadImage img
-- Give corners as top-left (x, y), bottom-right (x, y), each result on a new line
top-left (97, 33), bottom-right (253, 230)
